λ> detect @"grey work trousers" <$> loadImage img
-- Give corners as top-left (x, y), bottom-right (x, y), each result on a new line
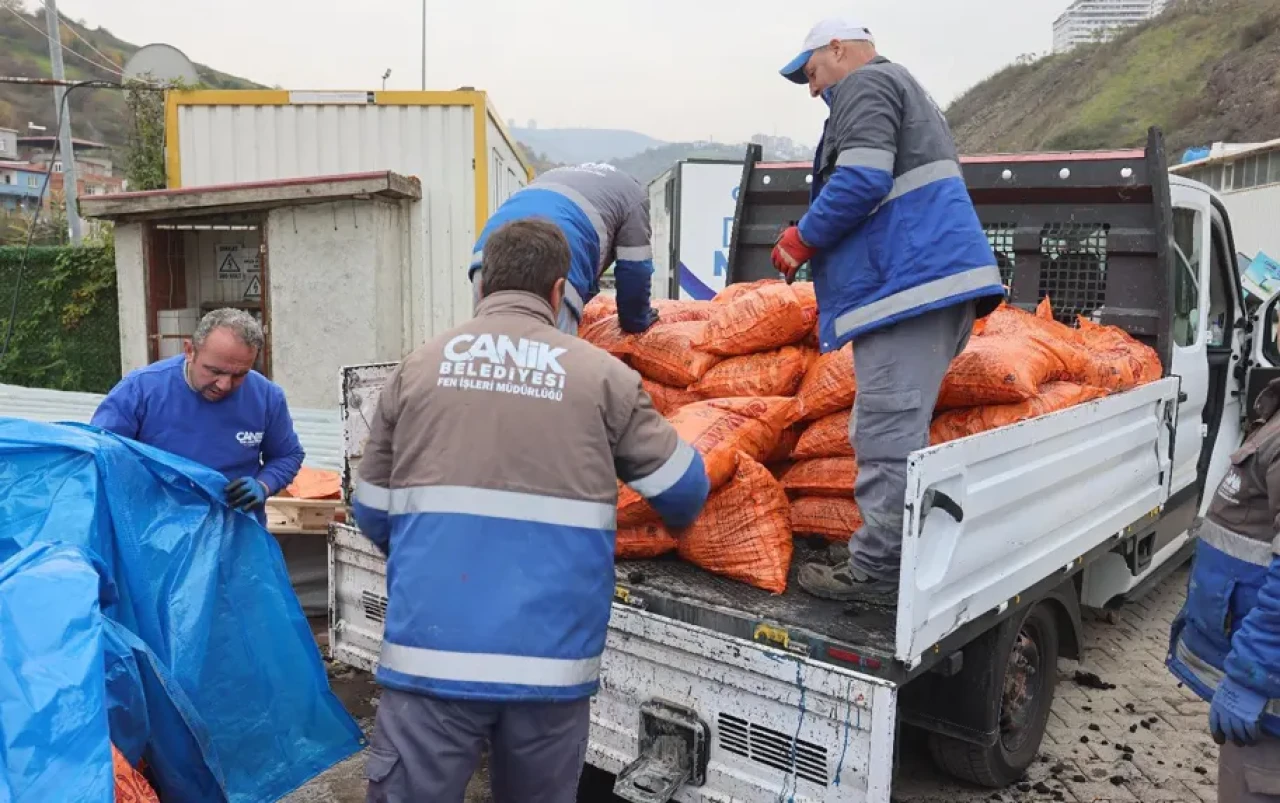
top-left (364, 688), bottom-right (591, 803)
top-left (470, 275), bottom-right (580, 335)
top-left (1220, 738), bottom-right (1280, 802)
top-left (847, 300), bottom-right (976, 582)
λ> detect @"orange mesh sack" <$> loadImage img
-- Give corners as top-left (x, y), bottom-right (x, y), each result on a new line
top-left (714, 278), bottom-right (783, 304)
top-left (283, 467), bottom-right (341, 499)
top-left (642, 379), bottom-right (701, 417)
top-left (980, 299), bottom-right (1083, 345)
top-left (938, 334), bottom-right (1076, 409)
top-left (653, 298), bottom-right (715, 323)
top-left (691, 346), bottom-right (809, 399)
top-left (616, 521), bottom-right (679, 559)
top-left (791, 281), bottom-right (819, 330)
top-left (931, 382), bottom-right (1109, 444)
top-left (581, 294), bottom-right (618, 330)
top-left (1075, 316), bottom-right (1162, 392)
top-left (696, 396), bottom-right (803, 431)
top-left (792, 410), bottom-right (855, 459)
top-left (797, 343), bottom-right (856, 420)
top-left (580, 314), bottom-right (637, 360)
top-left (768, 425), bottom-right (804, 465)
top-left (113, 744), bottom-right (160, 803)
top-left (617, 482), bottom-right (660, 527)
top-left (700, 283), bottom-right (811, 356)
top-left (668, 397), bottom-right (799, 490)
top-left (678, 453), bottom-right (794, 593)
top-left (790, 496), bottom-right (864, 542)
top-left (629, 321), bottom-right (721, 386)
top-left (780, 457), bottom-right (858, 498)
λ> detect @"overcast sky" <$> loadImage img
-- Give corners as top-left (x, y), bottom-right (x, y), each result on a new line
top-left (54, 0), bottom-right (1070, 145)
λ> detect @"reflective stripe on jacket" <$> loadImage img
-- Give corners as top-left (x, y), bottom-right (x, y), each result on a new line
top-left (350, 291), bottom-right (708, 702)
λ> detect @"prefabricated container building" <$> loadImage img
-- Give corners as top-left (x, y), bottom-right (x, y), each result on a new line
top-left (165, 89), bottom-right (533, 337)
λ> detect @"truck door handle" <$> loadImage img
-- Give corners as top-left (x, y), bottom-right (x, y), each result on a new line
top-left (922, 489), bottom-right (964, 524)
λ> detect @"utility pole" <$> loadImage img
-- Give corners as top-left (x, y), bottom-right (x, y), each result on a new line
top-left (420, 0), bottom-right (426, 90)
top-left (43, 0), bottom-right (82, 244)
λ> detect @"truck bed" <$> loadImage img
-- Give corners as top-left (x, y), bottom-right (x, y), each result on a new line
top-left (615, 540), bottom-right (895, 669)
top-left (611, 377), bottom-right (1180, 685)
top-left (332, 372), bottom-right (1180, 688)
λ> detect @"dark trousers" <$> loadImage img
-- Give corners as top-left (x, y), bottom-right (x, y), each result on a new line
top-left (364, 687), bottom-right (590, 803)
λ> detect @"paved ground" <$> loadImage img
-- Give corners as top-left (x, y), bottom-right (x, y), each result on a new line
top-left (285, 565), bottom-right (1220, 803)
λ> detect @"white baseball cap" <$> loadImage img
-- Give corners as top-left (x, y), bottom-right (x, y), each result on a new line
top-left (780, 18), bottom-right (876, 84)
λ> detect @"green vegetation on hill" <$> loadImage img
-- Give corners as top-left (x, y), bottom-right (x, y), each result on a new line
top-left (946, 0), bottom-right (1280, 154)
top-left (0, 3), bottom-right (261, 155)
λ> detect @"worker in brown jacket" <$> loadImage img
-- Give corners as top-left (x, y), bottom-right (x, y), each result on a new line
top-left (351, 218), bottom-right (710, 803)
top-left (1168, 378), bottom-right (1280, 800)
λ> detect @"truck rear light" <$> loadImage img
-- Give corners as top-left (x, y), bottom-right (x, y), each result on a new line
top-left (827, 646), bottom-right (881, 671)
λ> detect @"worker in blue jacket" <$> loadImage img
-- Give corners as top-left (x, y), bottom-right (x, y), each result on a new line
top-left (91, 308), bottom-right (305, 526)
top-left (469, 163), bottom-right (660, 336)
top-left (1168, 378), bottom-right (1280, 801)
top-left (771, 17), bottom-right (1005, 605)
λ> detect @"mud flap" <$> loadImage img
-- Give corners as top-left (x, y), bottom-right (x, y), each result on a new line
top-left (613, 700), bottom-right (710, 803)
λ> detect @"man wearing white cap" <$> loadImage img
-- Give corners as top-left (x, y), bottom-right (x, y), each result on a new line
top-left (772, 18), bottom-right (1005, 605)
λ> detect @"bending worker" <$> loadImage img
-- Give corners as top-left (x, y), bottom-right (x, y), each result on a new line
top-left (469, 162), bottom-right (660, 335)
top-left (770, 17), bottom-right (1005, 605)
top-left (1168, 379), bottom-right (1280, 801)
top-left (90, 308), bottom-right (305, 524)
top-left (352, 218), bottom-right (709, 802)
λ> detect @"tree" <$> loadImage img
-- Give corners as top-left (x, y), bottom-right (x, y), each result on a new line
top-left (122, 73), bottom-right (197, 191)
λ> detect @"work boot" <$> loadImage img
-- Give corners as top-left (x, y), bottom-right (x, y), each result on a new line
top-left (825, 541), bottom-right (851, 564)
top-left (797, 560), bottom-right (898, 606)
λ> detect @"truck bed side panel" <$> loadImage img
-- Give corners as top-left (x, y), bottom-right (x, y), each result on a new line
top-left (896, 377), bottom-right (1178, 664)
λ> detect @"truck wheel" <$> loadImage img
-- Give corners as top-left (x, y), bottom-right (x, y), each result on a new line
top-left (928, 603), bottom-right (1060, 787)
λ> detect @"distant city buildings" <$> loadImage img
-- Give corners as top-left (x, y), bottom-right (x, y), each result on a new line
top-left (0, 130), bottom-right (124, 214)
top-left (1052, 0), bottom-right (1170, 53)
top-left (750, 134), bottom-right (811, 161)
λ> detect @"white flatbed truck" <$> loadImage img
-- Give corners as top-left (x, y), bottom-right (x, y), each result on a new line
top-left (327, 129), bottom-right (1280, 802)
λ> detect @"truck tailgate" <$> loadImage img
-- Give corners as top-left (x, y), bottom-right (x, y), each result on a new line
top-left (595, 606), bottom-right (895, 802)
top-left (328, 524), bottom-right (895, 801)
top-left (896, 376), bottom-right (1178, 665)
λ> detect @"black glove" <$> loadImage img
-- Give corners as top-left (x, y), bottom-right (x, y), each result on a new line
top-left (225, 477), bottom-right (269, 512)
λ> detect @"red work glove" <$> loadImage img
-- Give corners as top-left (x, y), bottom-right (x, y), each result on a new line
top-left (771, 226), bottom-right (815, 284)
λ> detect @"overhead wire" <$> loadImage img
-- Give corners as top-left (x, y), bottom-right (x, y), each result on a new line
top-left (50, 5), bottom-right (124, 74)
top-left (3, 4), bottom-right (124, 77)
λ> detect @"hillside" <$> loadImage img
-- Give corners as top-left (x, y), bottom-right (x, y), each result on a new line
top-left (946, 0), bottom-right (1280, 155)
top-left (511, 126), bottom-right (666, 165)
top-left (609, 142), bottom-right (750, 185)
top-left (0, 2), bottom-right (261, 155)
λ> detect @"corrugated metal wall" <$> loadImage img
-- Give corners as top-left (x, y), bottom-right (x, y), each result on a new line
top-left (0, 383), bottom-right (343, 472)
top-left (175, 101), bottom-right (478, 339)
top-left (1218, 184), bottom-right (1280, 260)
top-left (486, 115), bottom-right (527, 210)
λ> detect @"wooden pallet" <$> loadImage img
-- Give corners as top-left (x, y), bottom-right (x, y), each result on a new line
top-left (266, 497), bottom-right (344, 535)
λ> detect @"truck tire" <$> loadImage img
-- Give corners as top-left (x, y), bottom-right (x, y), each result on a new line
top-left (927, 603), bottom-right (1060, 787)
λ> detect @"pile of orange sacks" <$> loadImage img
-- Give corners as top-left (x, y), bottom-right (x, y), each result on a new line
top-left (582, 280), bottom-right (1161, 595)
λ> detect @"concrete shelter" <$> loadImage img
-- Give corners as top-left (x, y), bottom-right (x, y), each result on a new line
top-left (80, 171), bottom-right (423, 409)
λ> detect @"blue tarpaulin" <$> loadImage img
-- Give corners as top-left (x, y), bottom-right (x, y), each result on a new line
top-left (0, 543), bottom-right (114, 803)
top-left (1181, 145), bottom-right (1212, 164)
top-left (0, 418), bottom-right (363, 802)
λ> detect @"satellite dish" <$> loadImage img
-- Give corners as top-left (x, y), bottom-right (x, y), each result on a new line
top-left (123, 43), bottom-right (199, 85)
